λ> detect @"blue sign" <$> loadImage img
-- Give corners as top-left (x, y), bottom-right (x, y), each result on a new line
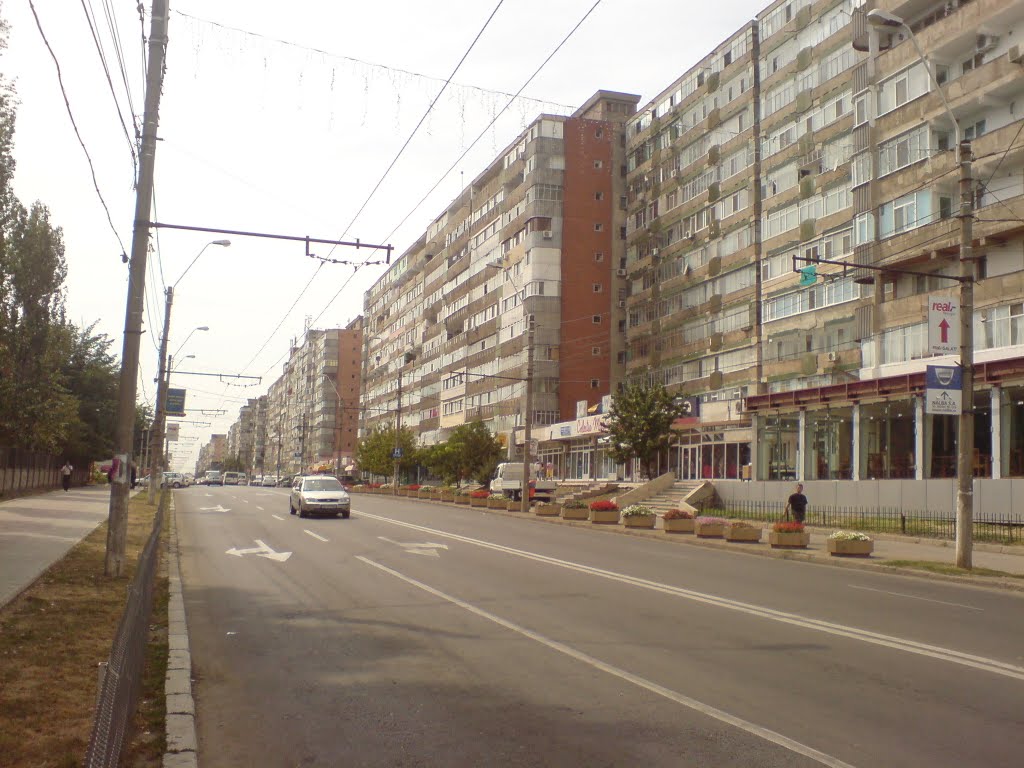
top-left (392, 447), bottom-right (404, 459)
top-left (925, 365), bottom-right (962, 416)
top-left (165, 388), bottom-right (187, 416)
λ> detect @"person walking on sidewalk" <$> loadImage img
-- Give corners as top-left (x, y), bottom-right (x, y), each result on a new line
top-left (60, 461), bottom-right (73, 492)
top-left (785, 482), bottom-right (808, 524)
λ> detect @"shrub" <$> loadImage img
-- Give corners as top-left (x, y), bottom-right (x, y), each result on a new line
top-left (773, 521), bottom-right (805, 533)
top-left (489, 493), bottom-right (506, 500)
top-left (562, 499), bottom-right (588, 509)
top-left (726, 520), bottom-right (756, 529)
top-left (589, 500), bottom-right (619, 512)
top-left (470, 490), bottom-right (490, 499)
top-left (829, 530), bottom-right (872, 541)
top-left (663, 509), bottom-right (693, 520)
top-left (621, 504), bottom-right (655, 517)
top-left (695, 516), bottom-right (727, 525)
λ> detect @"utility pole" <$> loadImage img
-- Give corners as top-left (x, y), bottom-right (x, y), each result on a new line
top-left (105, 0), bottom-right (169, 576)
top-left (148, 287), bottom-right (173, 503)
top-left (393, 366), bottom-right (403, 495)
top-left (520, 315), bottom-right (535, 514)
top-left (956, 139), bottom-right (975, 570)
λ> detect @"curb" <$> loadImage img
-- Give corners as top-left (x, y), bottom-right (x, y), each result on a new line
top-left (364, 492), bottom-right (1024, 594)
top-left (164, 498), bottom-right (198, 768)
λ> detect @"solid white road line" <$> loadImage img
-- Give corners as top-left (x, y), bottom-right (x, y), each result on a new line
top-left (358, 556), bottom-right (857, 768)
top-left (356, 511), bottom-right (1024, 683)
top-left (271, 514), bottom-right (285, 521)
top-left (847, 584), bottom-right (984, 611)
top-left (304, 529), bottom-right (329, 542)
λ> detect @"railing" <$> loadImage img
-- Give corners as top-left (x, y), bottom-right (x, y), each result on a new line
top-left (0, 445), bottom-right (87, 495)
top-left (692, 498), bottom-right (1024, 545)
top-left (84, 492), bottom-right (166, 767)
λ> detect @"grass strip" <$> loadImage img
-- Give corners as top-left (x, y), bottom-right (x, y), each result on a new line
top-left (0, 493), bottom-right (167, 767)
top-left (883, 559), bottom-right (1024, 580)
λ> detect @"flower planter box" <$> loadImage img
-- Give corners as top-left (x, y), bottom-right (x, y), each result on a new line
top-left (724, 524), bottom-right (762, 543)
top-left (507, 501), bottom-right (526, 512)
top-left (418, 490), bottom-right (435, 500)
top-left (439, 493), bottom-right (455, 503)
top-left (663, 518), bottom-right (695, 533)
top-left (561, 506), bottom-right (589, 520)
top-left (769, 531), bottom-right (811, 549)
top-left (589, 509), bottom-right (620, 524)
top-left (470, 497), bottom-right (488, 507)
top-left (535, 504), bottom-right (561, 516)
top-left (827, 538), bottom-right (873, 557)
top-left (487, 498), bottom-right (508, 509)
top-left (623, 514), bottom-right (656, 529)
top-left (454, 496), bottom-right (470, 505)
top-left (694, 521), bottom-right (725, 538)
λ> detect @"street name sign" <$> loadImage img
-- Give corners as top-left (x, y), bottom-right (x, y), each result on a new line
top-left (925, 365), bottom-right (962, 415)
top-left (928, 295), bottom-right (960, 355)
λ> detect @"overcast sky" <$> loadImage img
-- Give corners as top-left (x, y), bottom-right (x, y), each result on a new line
top-left (5, 0), bottom-right (764, 470)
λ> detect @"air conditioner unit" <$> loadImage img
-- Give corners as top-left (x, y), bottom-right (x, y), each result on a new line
top-left (976, 34), bottom-right (999, 53)
top-left (1011, 44), bottom-right (1024, 64)
top-left (827, 351), bottom-right (838, 362)
top-left (542, 230), bottom-right (553, 239)
top-left (616, 268), bottom-right (628, 277)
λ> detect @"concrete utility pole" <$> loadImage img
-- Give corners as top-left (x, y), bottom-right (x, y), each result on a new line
top-left (105, 0), bottom-right (169, 577)
top-left (393, 367), bottom-right (402, 495)
top-left (956, 140), bottom-right (975, 570)
top-left (148, 287), bottom-right (173, 504)
top-left (520, 315), bottom-right (535, 515)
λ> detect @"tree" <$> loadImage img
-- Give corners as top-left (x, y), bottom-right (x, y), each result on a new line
top-left (606, 379), bottom-right (686, 480)
top-left (356, 424), bottom-right (417, 481)
top-left (450, 420), bottom-right (504, 485)
top-left (418, 441), bottom-right (461, 486)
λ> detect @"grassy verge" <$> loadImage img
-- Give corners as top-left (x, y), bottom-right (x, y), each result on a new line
top-left (883, 559), bottom-right (1024, 580)
top-left (0, 493), bottom-right (167, 767)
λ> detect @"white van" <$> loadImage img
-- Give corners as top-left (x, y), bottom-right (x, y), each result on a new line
top-left (223, 471), bottom-right (245, 486)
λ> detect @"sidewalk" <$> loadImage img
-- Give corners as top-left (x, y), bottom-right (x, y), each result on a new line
top-left (0, 485), bottom-right (112, 608)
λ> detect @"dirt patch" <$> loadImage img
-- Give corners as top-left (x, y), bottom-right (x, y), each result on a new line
top-left (0, 495), bottom-right (165, 767)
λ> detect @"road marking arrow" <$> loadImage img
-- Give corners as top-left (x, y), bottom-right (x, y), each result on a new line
top-left (199, 505), bottom-right (231, 513)
top-left (225, 539), bottom-right (292, 562)
top-left (378, 536), bottom-right (449, 557)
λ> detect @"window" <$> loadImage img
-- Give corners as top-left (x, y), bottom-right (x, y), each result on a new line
top-left (855, 212), bottom-right (875, 246)
top-left (592, 315), bottom-right (602, 324)
top-left (592, 346), bottom-right (601, 356)
top-left (594, 160), bottom-right (604, 169)
top-left (594, 251), bottom-right (604, 262)
top-left (854, 92), bottom-right (869, 126)
top-left (594, 223), bottom-right (604, 232)
top-left (590, 379), bottom-right (600, 388)
top-left (595, 128), bottom-right (603, 138)
top-left (595, 191), bottom-right (604, 201)
top-left (593, 283), bottom-right (603, 293)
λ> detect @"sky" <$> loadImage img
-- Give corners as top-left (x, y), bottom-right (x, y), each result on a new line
top-left (4, 0), bottom-right (765, 470)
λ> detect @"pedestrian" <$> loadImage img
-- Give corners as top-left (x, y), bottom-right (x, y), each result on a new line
top-left (130, 464), bottom-right (137, 489)
top-left (785, 482), bottom-right (808, 524)
top-left (60, 460), bottom-right (73, 492)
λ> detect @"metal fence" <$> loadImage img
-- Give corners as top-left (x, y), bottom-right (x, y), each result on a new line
top-left (693, 498), bottom-right (1024, 545)
top-left (84, 492), bottom-right (166, 767)
top-left (0, 445), bottom-right (90, 495)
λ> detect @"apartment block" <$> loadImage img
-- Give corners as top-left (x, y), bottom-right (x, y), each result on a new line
top-left (362, 91), bottom-right (639, 460)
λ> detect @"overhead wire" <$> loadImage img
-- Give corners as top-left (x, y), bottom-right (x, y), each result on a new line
top-left (28, 0), bottom-right (129, 257)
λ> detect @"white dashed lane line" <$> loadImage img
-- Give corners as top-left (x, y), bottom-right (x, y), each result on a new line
top-left (271, 514), bottom-right (285, 521)
top-left (304, 530), bottom-right (329, 542)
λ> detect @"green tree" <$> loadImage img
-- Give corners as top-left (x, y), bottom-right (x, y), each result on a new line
top-left (356, 424), bottom-right (417, 481)
top-left (419, 441), bottom-right (461, 486)
top-left (606, 380), bottom-right (686, 480)
top-left (449, 420), bottom-right (504, 485)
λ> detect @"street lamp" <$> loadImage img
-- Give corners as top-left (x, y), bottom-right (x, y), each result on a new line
top-left (866, 9), bottom-right (975, 568)
top-left (487, 261), bottom-right (535, 514)
top-left (149, 239), bottom-right (230, 503)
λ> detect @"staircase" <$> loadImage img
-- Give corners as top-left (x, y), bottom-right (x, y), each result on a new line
top-left (559, 482), bottom-right (619, 503)
top-left (642, 481), bottom-right (714, 514)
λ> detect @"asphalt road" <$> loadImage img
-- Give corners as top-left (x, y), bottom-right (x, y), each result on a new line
top-left (175, 485), bottom-right (1024, 768)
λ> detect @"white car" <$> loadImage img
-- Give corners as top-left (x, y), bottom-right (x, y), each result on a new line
top-left (289, 475), bottom-right (351, 519)
top-left (161, 472), bottom-right (185, 489)
top-left (261, 475), bottom-right (278, 487)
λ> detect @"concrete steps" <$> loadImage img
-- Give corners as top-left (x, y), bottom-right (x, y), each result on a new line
top-left (641, 481), bottom-right (712, 513)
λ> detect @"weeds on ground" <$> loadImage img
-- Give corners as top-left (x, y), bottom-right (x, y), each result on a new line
top-left (883, 560), bottom-right (1024, 580)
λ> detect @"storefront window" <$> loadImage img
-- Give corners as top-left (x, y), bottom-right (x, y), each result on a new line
top-left (924, 412), bottom-right (956, 478)
top-left (859, 400), bottom-right (914, 479)
top-left (1001, 386), bottom-right (1024, 477)
top-left (758, 414), bottom-right (799, 480)
top-left (567, 439), bottom-right (592, 480)
top-left (804, 407), bottom-right (853, 479)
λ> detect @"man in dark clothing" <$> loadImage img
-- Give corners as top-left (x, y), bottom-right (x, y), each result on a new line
top-left (785, 483), bottom-right (808, 523)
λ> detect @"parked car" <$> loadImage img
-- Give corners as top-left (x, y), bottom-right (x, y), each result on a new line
top-left (289, 475), bottom-right (351, 518)
top-left (223, 471), bottom-right (245, 486)
top-left (277, 474), bottom-right (295, 487)
top-left (204, 470), bottom-right (223, 486)
top-left (251, 475), bottom-right (263, 486)
top-left (161, 471), bottom-right (185, 489)
top-left (261, 475), bottom-right (278, 487)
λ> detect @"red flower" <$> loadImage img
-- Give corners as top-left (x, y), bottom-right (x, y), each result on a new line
top-left (589, 500), bottom-right (619, 511)
top-left (470, 490), bottom-right (490, 498)
top-left (773, 521), bottom-right (805, 533)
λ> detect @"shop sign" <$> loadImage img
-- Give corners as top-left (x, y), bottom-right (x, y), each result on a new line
top-left (925, 365), bottom-right (962, 415)
top-left (927, 295), bottom-right (960, 355)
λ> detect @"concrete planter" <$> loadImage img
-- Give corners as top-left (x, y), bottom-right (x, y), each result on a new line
top-left (561, 506), bottom-right (589, 520)
top-left (439, 492), bottom-right (455, 503)
top-left (827, 538), bottom-right (874, 557)
top-left (470, 497), bottom-right (488, 507)
top-left (622, 514), bottom-right (656, 529)
top-left (694, 521), bottom-right (725, 538)
top-left (663, 518), bottom-right (695, 533)
top-left (589, 508), bottom-right (620, 524)
top-left (418, 490), bottom-right (435, 500)
top-left (724, 524), bottom-right (762, 543)
top-left (769, 531), bottom-right (811, 549)
top-left (487, 498), bottom-right (508, 509)
top-left (535, 504), bottom-right (561, 516)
